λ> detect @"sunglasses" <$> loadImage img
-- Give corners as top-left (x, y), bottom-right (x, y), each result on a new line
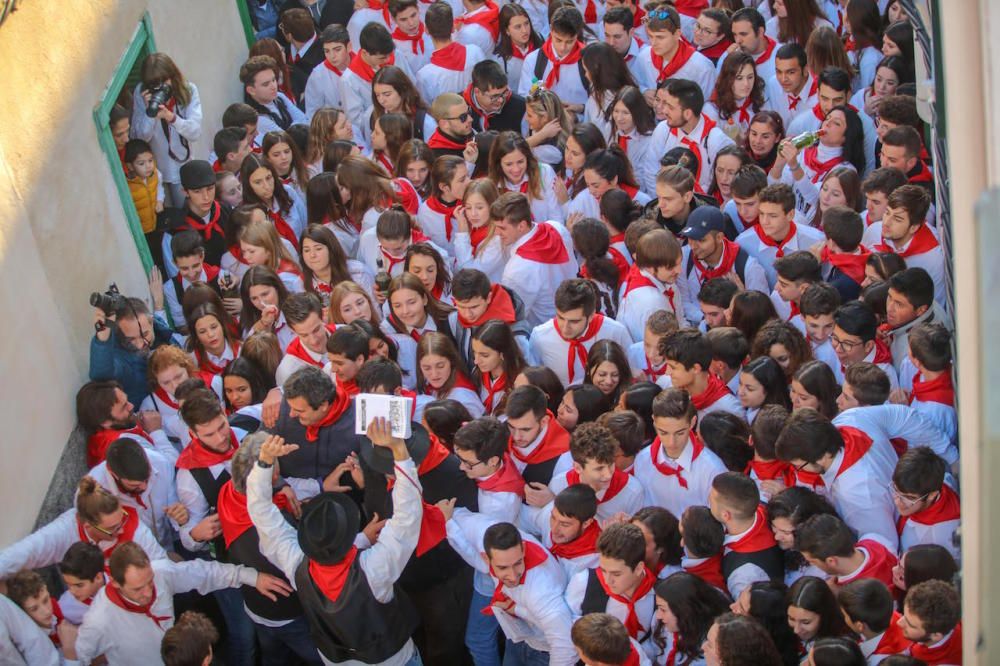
top-left (89, 508), bottom-right (129, 538)
top-left (445, 111), bottom-right (472, 122)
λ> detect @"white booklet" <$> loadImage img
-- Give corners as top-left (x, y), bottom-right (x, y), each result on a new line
top-left (354, 393), bottom-right (413, 439)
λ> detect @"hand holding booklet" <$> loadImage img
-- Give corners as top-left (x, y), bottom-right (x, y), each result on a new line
top-left (355, 393), bottom-right (413, 439)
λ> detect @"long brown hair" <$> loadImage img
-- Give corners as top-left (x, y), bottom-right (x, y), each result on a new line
top-left (305, 172), bottom-right (352, 237)
top-left (239, 153), bottom-right (294, 215)
top-left (140, 53), bottom-right (192, 107)
top-left (712, 52), bottom-right (766, 120)
top-left (417, 331), bottom-right (470, 395)
top-left (300, 224), bottom-right (354, 293)
top-left (371, 66), bottom-right (426, 126)
top-left (337, 155), bottom-right (399, 221)
top-left (307, 108), bottom-right (342, 164)
top-left (777, 0), bottom-right (828, 47)
top-left (187, 302), bottom-right (240, 359)
top-left (805, 25), bottom-right (855, 77)
top-left (262, 130), bottom-right (311, 189)
top-left (239, 266), bottom-right (290, 335)
top-left (488, 132), bottom-right (542, 199)
top-left (395, 139), bottom-right (435, 198)
top-left (376, 113), bottom-right (414, 165)
top-left (472, 319), bottom-right (525, 413)
top-left (386, 273), bottom-right (455, 334)
top-left (249, 38), bottom-right (293, 97)
top-left (463, 178), bottom-right (500, 257)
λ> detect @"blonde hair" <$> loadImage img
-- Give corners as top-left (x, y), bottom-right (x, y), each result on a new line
top-left (241, 332), bottom-right (282, 380)
top-left (431, 92), bottom-right (466, 120)
top-left (307, 107), bottom-right (342, 164)
top-left (463, 179), bottom-right (500, 257)
top-left (147, 345), bottom-right (198, 385)
top-left (328, 281), bottom-right (382, 326)
top-left (238, 218), bottom-right (299, 272)
top-left (76, 476), bottom-right (121, 524)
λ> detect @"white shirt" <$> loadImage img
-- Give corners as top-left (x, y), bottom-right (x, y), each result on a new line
top-left (898, 490), bottom-right (961, 561)
top-left (529, 315), bottom-right (633, 387)
top-left (821, 440), bottom-right (898, 552)
top-left (834, 344), bottom-right (901, 392)
top-left (0, 594), bottom-right (59, 666)
top-left (834, 403), bottom-right (957, 465)
top-left (504, 163), bottom-right (565, 224)
top-left (617, 268), bottom-right (686, 342)
top-left (632, 44), bottom-right (717, 99)
top-left (75, 558), bottom-right (258, 665)
top-left (632, 439), bottom-right (727, 518)
top-left (394, 33), bottom-right (435, 74)
top-left (647, 114), bottom-right (735, 195)
top-left (140, 378), bottom-right (223, 450)
top-left (564, 567), bottom-right (657, 649)
top-left (735, 221), bottom-right (826, 288)
top-left (305, 61), bottom-right (345, 117)
top-left (549, 470), bottom-right (645, 522)
top-left (501, 222), bottom-right (579, 328)
top-left (130, 82), bottom-right (203, 183)
top-left (347, 8), bottom-right (393, 51)
top-left (910, 394), bottom-right (957, 448)
top-left (763, 72), bottom-right (817, 128)
top-left (492, 52), bottom-right (528, 94)
top-left (677, 245), bottom-right (769, 325)
top-left (785, 103), bottom-right (877, 177)
top-left (518, 48), bottom-right (588, 108)
top-left (520, 502), bottom-right (600, 580)
top-left (879, 233), bottom-right (947, 307)
top-left (722, 512), bottom-right (773, 599)
top-left (453, 230), bottom-right (506, 284)
top-left (612, 130), bottom-right (655, 197)
top-left (275, 338), bottom-right (327, 387)
top-left (455, 7), bottom-right (496, 55)
top-left (253, 91), bottom-right (308, 136)
top-left (584, 90), bottom-right (615, 141)
top-left (416, 42), bottom-right (485, 102)
top-left (416, 198), bottom-right (460, 257)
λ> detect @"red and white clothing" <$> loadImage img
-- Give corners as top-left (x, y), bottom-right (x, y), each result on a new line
top-left (833, 536), bottom-right (898, 588)
top-left (633, 433), bottom-right (727, 518)
top-left (834, 340), bottom-right (901, 392)
top-left (786, 103), bottom-right (878, 179)
top-left (763, 72), bottom-right (817, 128)
top-left (722, 505), bottom-right (782, 598)
top-left (678, 241), bottom-right (768, 325)
top-left (453, 225), bottom-right (506, 283)
top-left (875, 224), bottom-right (947, 306)
top-left (275, 328), bottom-right (331, 387)
top-left (747, 458), bottom-right (795, 501)
top-left (491, 48), bottom-right (532, 94)
top-left (305, 57), bottom-right (347, 117)
top-left (75, 557), bottom-right (259, 665)
top-left (163, 265), bottom-right (219, 329)
top-left (454, 1), bottom-right (500, 55)
top-left (340, 51), bottom-right (416, 128)
top-left (909, 623), bottom-right (962, 666)
top-left (508, 415), bottom-right (572, 484)
top-left (612, 129), bottom-right (655, 197)
top-left (682, 553), bottom-right (726, 592)
top-left (910, 369), bottom-right (957, 446)
top-left (689, 374), bottom-right (745, 421)
top-left (424, 377), bottom-right (487, 418)
top-left (617, 264), bottom-right (686, 342)
top-left (645, 113), bottom-right (734, 195)
top-left (564, 566), bottom-right (657, 647)
top-left (175, 429), bottom-right (246, 552)
top-left (85, 423), bottom-right (177, 469)
top-left (356, 226), bottom-right (451, 278)
top-left (529, 313), bottom-right (633, 387)
top-left (549, 468), bottom-right (645, 522)
top-left (633, 41), bottom-right (717, 99)
top-left (416, 41), bottom-right (484, 103)
top-left (501, 221), bottom-right (579, 327)
top-left (88, 448), bottom-right (180, 548)
top-left (628, 341), bottom-right (668, 383)
top-left (501, 162), bottom-right (564, 224)
top-left (834, 402), bottom-right (956, 467)
top-left (898, 484), bottom-right (961, 561)
top-left (859, 612), bottom-right (912, 665)
top-left (347, 4), bottom-right (394, 49)
top-left (416, 196), bottom-right (460, 256)
top-left (445, 510), bottom-right (577, 664)
top-left (393, 26), bottom-right (435, 74)
top-left (521, 502), bottom-right (601, 579)
top-left (735, 219), bottom-right (826, 288)
top-left (517, 39), bottom-right (589, 108)
top-left (621, 37), bottom-right (651, 90)
top-left (476, 456), bottom-right (526, 524)
top-left (717, 38), bottom-right (778, 82)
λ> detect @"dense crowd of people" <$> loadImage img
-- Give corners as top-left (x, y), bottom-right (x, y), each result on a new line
top-left (0, 0), bottom-right (962, 664)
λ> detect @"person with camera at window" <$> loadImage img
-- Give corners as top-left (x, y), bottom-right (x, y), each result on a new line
top-left (130, 53), bottom-right (204, 208)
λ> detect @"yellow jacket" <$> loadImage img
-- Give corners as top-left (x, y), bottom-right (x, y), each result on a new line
top-left (126, 168), bottom-right (161, 233)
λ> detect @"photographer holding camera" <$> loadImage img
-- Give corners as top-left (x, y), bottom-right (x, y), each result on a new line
top-left (89, 269), bottom-right (181, 407)
top-left (130, 52), bottom-right (203, 207)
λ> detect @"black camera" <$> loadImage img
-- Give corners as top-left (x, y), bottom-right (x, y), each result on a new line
top-left (90, 283), bottom-right (127, 316)
top-left (145, 83), bottom-right (173, 118)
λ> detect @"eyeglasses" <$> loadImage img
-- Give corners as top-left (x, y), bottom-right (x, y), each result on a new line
top-left (445, 111), bottom-right (472, 122)
top-left (480, 87), bottom-right (511, 103)
top-left (829, 334), bottom-right (862, 352)
top-left (457, 456), bottom-right (485, 469)
top-left (793, 460), bottom-right (816, 473)
top-left (889, 483), bottom-right (929, 508)
top-left (694, 22), bottom-right (718, 35)
top-left (89, 509), bottom-right (129, 538)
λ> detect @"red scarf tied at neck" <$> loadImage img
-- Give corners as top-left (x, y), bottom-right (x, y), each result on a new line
top-left (430, 42), bottom-right (467, 71)
top-left (426, 196), bottom-right (458, 242)
top-left (455, 1), bottom-right (500, 41)
top-left (652, 38), bottom-right (696, 83)
top-left (910, 368), bottom-right (955, 406)
top-left (554, 313), bottom-right (605, 384)
top-left (820, 245), bottom-right (870, 284)
top-left (482, 541), bottom-right (549, 616)
top-left (348, 51), bottom-right (394, 83)
top-left (515, 222), bottom-right (570, 263)
top-left (549, 519), bottom-right (601, 560)
top-left (596, 565), bottom-right (656, 637)
top-left (689, 374), bottom-right (733, 411)
top-left (692, 238), bottom-right (740, 282)
top-left (540, 38), bottom-right (584, 88)
top-left (392, 24), bottom-right (426, 54)
top-left (176, 431), bottom-right (239, 470)
top-left (753, 219), bottom-right (798, 258)
top-left (304, 387), bottom-right (353, 442)
top-left (105, 581), bottom-right (171, 629)
top-left (457, 283), bottom-right (517, 327)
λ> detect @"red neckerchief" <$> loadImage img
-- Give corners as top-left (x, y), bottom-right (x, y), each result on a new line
top-left (87, 425), bottom-right (153, 467)
top-left (268, 209), bottom-right (300, 251)
top-left (395, 179), bottom-right (420, 215)
top-left (427, 129), bottom-right (468, 151)
top-left (910, 368), bottom-right (955, 406)
top-left (217, 479), bottom-right (292, 547)
top-left (228, 243), bottom-right (248, 265)
top-left (683, 553), bottom-right (726, 590)
top-left (756, 37), bottom-right (777, 64)
top-left (509, 413), bottom-right (570, 465)
top-left (821, 245), bottom-right (870, 284)
top-left (348, 51), bottom-right (393, 83)
top-left (909, 161), bottom-right (934, 184)
top-left (553, 312), bottom-right (605, 384)
top-left (898, 484), bottom-right (960, 532)
top-left (623, 644), bottom-right (642, 666)
top-left (734, 95), bottom-right (754, 125)
top-left (910, 623), bottom-right (962, 665)
top-left (105, 580), bottom-right (171, 629)
top-left (457, 283), bottom-right (517, 327)
top-left (675, 0), bottom-right (708, 17)
top-left (693, 238), bottom-right (740, 282)
top-left (516, 222), bottom-right (570, 263)
top-left (698, 38), bottom-right (733, 60)
top-left (802, 145), bottom-right (846, 183)
top-left (425, 372), bottom-right (478, 397)
top-left (463, 84), bottom-right (494, 129)
top-left (669, 115), bottom-right (717, 184)
top-left (872, 613), bottom-right (912, 656)
top-left (285, 324), bottom-right (334, 368)
top-left (385, 435), bottom-right (451, 555)
top-left (651, 38), bottom-right (696, 83)
top-left (477, 455), bottom-right (526, 495)
top-left (455, 1), bottom-right (500, 41)
top-left (795, 468), bottom-right (825, 489)
top-left (724, 505), bottom-right (777, 553)
top-left (305, 387), bottom-right (352, 441)
top-left (379, 244), bottom-right (406, 275)
top-left (599, 246), bottom-right (631, 282)
top-left (47, 599), bottom-right (65, 646)
top-left (337, 375), bottom-right (360, 398)
top-left (77, 507), bottom-right (140, 559)
top-left (430, 42), bottom-right (468, 71)
top-left (541, 38), bottom-right (584, 88)
top-left (643, 356), bottom-right (668, 381)
top-left (502, 179), bottom-right (530, 196)
top-left (621, 263), bottom-right (659, 299)
top-left (308, 546), bottom-right (359, 602)
top-left (482, 541), bottom-right (549, 616)
top-left (786, 76), bottom-right (817, 110)
top-left (549, 519), bottom-right (601, 560)
top-left (176, 431), bottom-right (239, 470)
top-left (596, 565), bottom-right (656, 637)
top-left (753, 219), bottom-right (798, 258)
top-left (875, 223), bottom-right (939, 258)
top-left (322, 53), bottom-right (354, 76)
top-left (195, 341), bottom-right (239, 375)
top-left (482, 371), bottom-right (508, 413)
top-left (566, 467), bottom-right (630, 504)
top-left (747, 458), bottom-right (795, 487)
top-left (392, 24), bottom-right (427, 54)
top-left (690, 374), bottom-right (733, 411)
top-left (511, 42), bottom-right (536, 60)
top-left (649, 432), bottom-right (705, 489)
top-left (364, 0), bottom-right (393, 24)
top-left (185, 202), bottom-right (223, 241)
top-left (211, 159), bottom-right (223, 173)
top-left (617, 133), bottom-right (630, 152)
top-left (831, 426), bottom-right (872, 480)
top-left (835, 538), bottom-right (897, 587)
top-left (426, 195), bottom-right (458, 241)
top-left (374, 150), bottom-right (394, 174)
top-left (312, 274), bottom-right (333, 294)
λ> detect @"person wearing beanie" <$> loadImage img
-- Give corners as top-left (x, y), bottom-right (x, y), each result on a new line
top-left (160, 159), bottom-right (231, 277)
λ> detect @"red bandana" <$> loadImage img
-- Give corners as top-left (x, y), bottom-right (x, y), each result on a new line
top-left (541, 37), bottom-right (584, 88)
top-left (269, 209), bottom-right (300, 251)
top-left (692, 238), bottom-right (740, 282)
top-left (305, 387), bottom-right (353, 441)
top-left (872, 614), bottom-right (913, 656)
top-left (617, 133), bottom-right (631, 152)
top-left (898, 484), bottom-right (960, 531)
top-left (105, 580), bottom-right (170, 629)
top-left (379, 245), bottom-right (407, 275)
top-left (909, 161), bottom-right (934, 184)
top-left (753, 219), bottom-right (798, 258)
top-left (87, 426), bottom-right (153, 467)
top-left (747, 458), bottom-right (795, 487)
top-left (724, 505), bottom-right (777, 552)
top-left (511, 43), bottom-right (536, 60)
top-left (455, 1), bottom-right (500, 41)
top-left (477, 455), bottom-right (526, 495)
top-left (910, 623), bottom-right (962, 666)
top-left (566, 468), bottom-right (630, 504)
top-left (185, 202), bottom-right (224, 241)
top-left (77, 507), bottom-right (140, 559)
top-left (176, 431), bottom-right (239, 470)
top-left (470, 224), bottom-right (490, 254)
top-left (336, 375), bottom-right (360, 398)
top-left (596, 565), bottom-right (656, 637)
top-left (690, 374), bottom-right (733, 411)
top-left (385, 435), bottom-right (451, 555)
top-left (802, 146), bottom-right (846, 183)
top-left (621, 264), bottom-right (658, 299)
top-left (217, 479), bottom-right (292, 547)
top-left (756, 37), bottom-right (777, 64)
top-left (392, 24), bottom-right (427, 54)
top-left (481, 371), bottom-right (508, 414)
top-left (832, 426), bottom-right (873, 481)
top-left (374, 150), bottom-right (394, 174)
top-left (549, 519), bottom-right (601, 560)
top-left (910, 368), bottom-right (955, 407)
top-left (835, 538), bottom-right (897, 587)
top-left (348, 51), bottom-right (393, 83)
top-left (649, 432), bottom-right (705, 489)
top-left (46, 599), bottom-right (65, 646)
top-left (698, 38), bottom-right (733, 60)
top-left (195, 342), bottom-right (239, 376)
top-left (675, 0), bottom-right (708, 17)
top-left (683, 554), bottom-right (726, 590)
top-left (308, 546), bottom-right (359, 602)
top-left (669, 114), bottom-right (717, 184)
top-left (430, 42), bottom-right (468, 71)
top-left (285, 325), bottom-right (334, 368)
top-left (553, 312), bottom-right (605, 384)
top-left (643, 357), bottom-right (668, 382)
top-left (457, 283), bottom-right (517, 327)
top-left (322, 54), bottom-right (353, 77)
top-left (483, 541), bottom-right (549, 616)
top-left (509, 413), bottom-right (570, 465)
top-left (876, 223), bottom-right (940, 258)
top-left (651, 38), bottom-right (697, 83)
top-left (427, 130), bottom-right (468, 151)
top-left (515, 222), bottom-right (570, 263)
top-left (426, 196), bottom-right (458, 241)
top-left (821, 245), bottom-right (870, 284)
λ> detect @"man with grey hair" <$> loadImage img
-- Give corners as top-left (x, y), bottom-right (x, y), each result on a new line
top-left (217, 431), bottom-right (324, 663)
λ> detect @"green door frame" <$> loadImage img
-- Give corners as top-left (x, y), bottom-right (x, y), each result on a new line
top-left (236, 0), bottom-right (256, 46)
top-left (92, 12), bottom-right (157, 272)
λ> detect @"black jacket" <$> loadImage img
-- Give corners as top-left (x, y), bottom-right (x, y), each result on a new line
top-left (288, 38), bottom-right (325, 108)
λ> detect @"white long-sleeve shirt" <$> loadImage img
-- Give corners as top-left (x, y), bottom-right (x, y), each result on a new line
top-left (518, 49), bottom-right (588, 108)
top-left (735, 222), bottom-right (826, 288)
top-left (87, 448), bottom-right (179, 548)
top-left (0, 508), bottom-right (167, 579)
top-left (75, 558), bottom-right (258, 665)
top-left (529, 316), bottom-right (633, 387)
top-left (416, 43), bottom-right (485, 102)
top-left (763, 72), bottom-right (817, 129)
top-left (617, 268), bottom-right (686, 342)
top-left (501, 222), bottom-right (579, 328)
top-left (247, 457), bottom-right (423, 666)
top-left (677, 244), bottom-right (769, 325)
top-left (549, 470), bottom-right (645, 523)
top-left (0, 594), bottom-right (59, 666)
top-left (821, 438), bottom-right (898, 552)
top-left (631, 45), bottom-right (717, 100)
top-left (130, 83), bottom-right (203, 183)
top-left (632, 439), bottom-right (727, 519)
top-left (453, 230), bottom-right (506, 284)
top-left (565, 568), bottom-right (657, 658)
top-left (644, 114), bottom-right (734, 195)
top-left (785, 104), bottom-right (877, 177)
top-left (834, 403), bottom-right (957, 466)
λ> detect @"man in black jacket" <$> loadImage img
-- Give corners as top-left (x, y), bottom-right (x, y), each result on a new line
top-left (280, 8), bottom-right (326, 107)
top-left (462, 61), bottom-right (527, 134)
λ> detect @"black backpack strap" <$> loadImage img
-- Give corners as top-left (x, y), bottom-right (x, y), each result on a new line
top-left (414, 109), bottom-right (427, 141)
top-left (580, 569), bottom-right (610, 616)
top-left (734, 248), bottom-right (749, 283)
top-left (533, 50), bottom-right (550, 86)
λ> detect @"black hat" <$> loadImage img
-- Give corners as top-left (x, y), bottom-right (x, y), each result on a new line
top-left (297, 492), bottom-right (360, 565)
top-left (179, 160), bottom-right (216, 190)
top-left (682, 207), bottom-right (727, 240)
top-left (360, 423), bottom-right (431, 476)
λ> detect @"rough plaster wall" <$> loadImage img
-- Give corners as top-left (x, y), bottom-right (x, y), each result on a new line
top-left (0, 0), bottom-right (248, 546)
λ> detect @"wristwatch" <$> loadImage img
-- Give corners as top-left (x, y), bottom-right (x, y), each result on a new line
top-left (257, 460), bottom-right (274, 469)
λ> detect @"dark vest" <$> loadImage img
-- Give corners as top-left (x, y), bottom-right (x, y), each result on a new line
top-left (684, 246), bottom-right (750, 284)
top-left (580, 569), bottom-right (654, 644)
top-left (721, 545), bottom-right (785, 585)
top-left (471, 94), bottom-right (527, 134)
top-left (274, 399), bottom-right (361, 480)
top-left (189, 466), bottom-right (230, 560)
top-left (228, 525), bottom-right (305, 621)
top-left (521, 457), bottom-right (560, 487)
top-left (173, 202), bottom-right (231, 266)
top-left (294, 558), bottom-right (419, 664)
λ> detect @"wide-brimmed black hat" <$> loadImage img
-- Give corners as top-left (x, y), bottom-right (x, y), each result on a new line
top-left (360, 423), bottom-right (431, 476)
top-left (297, 492), bottom-right (360, 565)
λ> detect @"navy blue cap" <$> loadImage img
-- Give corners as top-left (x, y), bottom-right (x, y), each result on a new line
top-left (681, 207), bottom-right (727, 240)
